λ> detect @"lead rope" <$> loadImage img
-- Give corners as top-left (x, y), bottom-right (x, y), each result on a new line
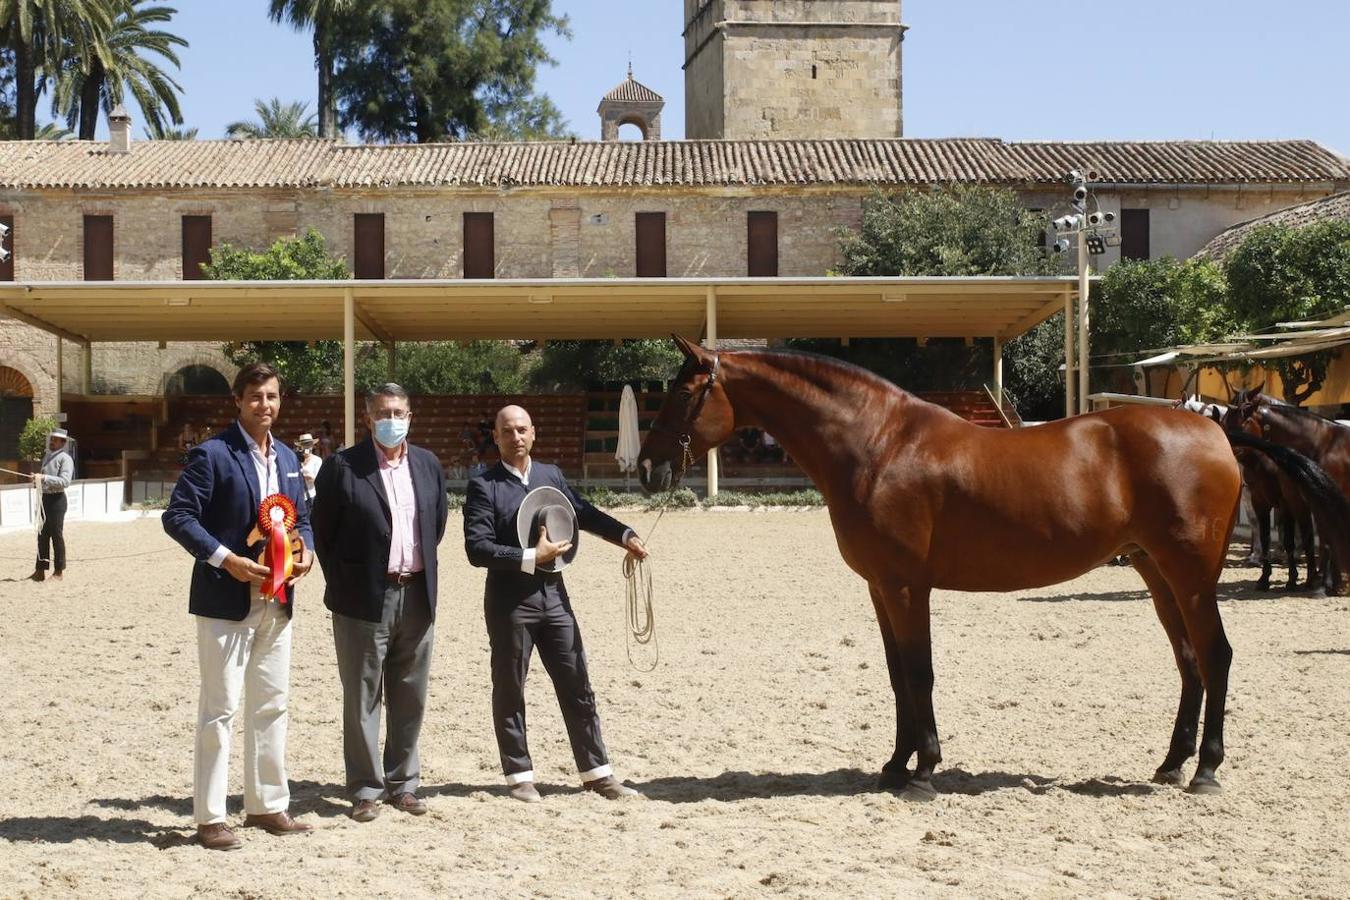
top-left (621, 436), bottom-right (695, 672)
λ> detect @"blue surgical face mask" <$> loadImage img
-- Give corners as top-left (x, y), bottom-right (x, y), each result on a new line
top-left (373, 417), bottom-right (410, 449)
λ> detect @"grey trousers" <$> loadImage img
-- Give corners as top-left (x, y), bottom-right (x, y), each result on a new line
top-left (332, 578), bottom-right (435, 801)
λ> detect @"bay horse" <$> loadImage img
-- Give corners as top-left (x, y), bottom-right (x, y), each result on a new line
top-left (1217, 405), bottom-right (1318, 591)
top-left (639, 337), bottom-right (1242, 799)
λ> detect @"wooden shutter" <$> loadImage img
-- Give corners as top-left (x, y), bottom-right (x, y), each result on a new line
top-left (354, 213), bottom-right (385, 279)
top-left (181, 215), bottom-right (212, 280)
top-left (1120, 209), bottom-right (1150, 261)
top-left (83, 215), bottom-right (114, 281)
top-left (463, 212), bottom-right (495, 279)
top-left (747, 211), bottom-right (778, 276)
top-left (0, 215), bottom-right (12, 281)
top-left (635, 212), bottom-right (667, 277)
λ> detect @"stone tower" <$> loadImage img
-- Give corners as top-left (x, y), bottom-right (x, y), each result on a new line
top-left (683, 0), bottom-right (906, 140)
top-left (598, 64), bottom-right (665, 141)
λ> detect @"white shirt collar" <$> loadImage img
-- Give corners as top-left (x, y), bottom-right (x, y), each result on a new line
top-left (502, 458), bottom-right (532, 485)
top-left (236, 420), bottom-right (275, 457)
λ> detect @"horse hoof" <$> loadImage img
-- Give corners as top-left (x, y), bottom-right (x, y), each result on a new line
top-left (1186, 776), bottom-right (1222, 795)
top-left (878, 769), bottom-right (910, 791)
top-left (1151, 767), bottom-right (1186, 786)
top-left (900, 780), bottom-right (937, 803)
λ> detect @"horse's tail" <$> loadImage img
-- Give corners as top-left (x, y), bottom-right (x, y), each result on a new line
top-left (1225, 429), bottom-right (1350, 583)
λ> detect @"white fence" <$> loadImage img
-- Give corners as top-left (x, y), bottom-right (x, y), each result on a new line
top-left (0, 478), bottom-right (127, 529)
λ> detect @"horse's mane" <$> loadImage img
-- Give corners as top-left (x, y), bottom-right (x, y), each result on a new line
top-left (732, 347), bottom-right (917, 402)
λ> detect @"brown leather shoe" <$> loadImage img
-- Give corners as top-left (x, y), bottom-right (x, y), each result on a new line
top-left (350, 799), bottom-right (381, 822)
top-left (242, 811), bottom-right (313, 835)
top-left (197, 822), bottom-right (242, 851)
top-left (387, 792), bottom-right (427, 815)
top-left (508, 782), bottom-right (542, 803)
top-left (584, 775), bottom-right (640, 800)
top-left (28, 570), bottom-right (44, 582)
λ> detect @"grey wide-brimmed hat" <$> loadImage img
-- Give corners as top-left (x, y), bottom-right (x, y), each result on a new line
top-left (49, 428), bottom-right (69, 441)
top-left (515, 485), bottom-right (579, 573)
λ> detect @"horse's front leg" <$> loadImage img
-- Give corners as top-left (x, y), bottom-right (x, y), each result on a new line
top-left (879, 582), bottom-right (940, 802)
top-left (870, 586), bottom-right (916, 789)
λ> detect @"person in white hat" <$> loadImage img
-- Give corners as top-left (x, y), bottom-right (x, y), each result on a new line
top-left (29, 428), bottom-right (73, 582)
top-left (296, 433), bottom-right (320, 502)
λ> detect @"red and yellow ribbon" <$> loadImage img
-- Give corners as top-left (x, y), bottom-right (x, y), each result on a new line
top-left (257, 493), bottom-right (297, 602)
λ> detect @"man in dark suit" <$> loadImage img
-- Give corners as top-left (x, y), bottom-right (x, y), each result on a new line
top-left (464, 404), bottom-right (648, 803)
top-left (163, 362), bottom-right (316, 851)
top-left (311, 383), bottom-right (447, 822)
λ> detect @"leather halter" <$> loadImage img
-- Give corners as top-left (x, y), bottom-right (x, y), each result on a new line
top-left (650, 352), bottom-right (721, 474)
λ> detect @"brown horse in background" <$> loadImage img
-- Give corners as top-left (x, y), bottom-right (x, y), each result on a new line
top-left (639, 338), bottom-right (1242, 799)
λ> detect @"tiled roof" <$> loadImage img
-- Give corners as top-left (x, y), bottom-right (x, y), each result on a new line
top-left (1194, 190), bottom-right (1350, 260)
top-left (0, 138), bottom-right (1345, 191)
top-left (602, 75), bottom-right (663, 103)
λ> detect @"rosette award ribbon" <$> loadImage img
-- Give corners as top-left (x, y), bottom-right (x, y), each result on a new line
top-left (256, 493), bottom-right (300, 602)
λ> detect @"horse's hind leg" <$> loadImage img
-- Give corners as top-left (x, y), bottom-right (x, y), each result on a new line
top-left (1279, 510), bottom-right (1300, 590)
top-left (1255, 504), bottom-right (1273, 590)
top-left (870, 586), bottom-right (917, 790)
top-left (1145, 548), bottom-right (1233, 793)
top-left (1131, 551), bottom-right (1204, 785)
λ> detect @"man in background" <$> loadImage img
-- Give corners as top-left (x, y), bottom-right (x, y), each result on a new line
top-left (29, 428), bottom-right (74, 582)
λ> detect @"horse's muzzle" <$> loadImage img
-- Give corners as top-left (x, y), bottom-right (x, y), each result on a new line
top-left (638, 457), bottom-right (672, 495)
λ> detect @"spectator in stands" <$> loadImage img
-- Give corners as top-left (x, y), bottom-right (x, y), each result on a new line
top-left (736, 428), bottom-right (761, 463)
top-left (178, 421), bottom-right (198, 464)
top-left (296, 433), bottom-right (321, 502)
top-left (318, 421), bottom-right (336, 458)
top-left (761, 431), bottom-right (783, 463)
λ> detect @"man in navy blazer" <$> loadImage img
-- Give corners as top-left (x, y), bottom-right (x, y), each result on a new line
top-left (311, 383), bottom-right (447, 822)
top-left (163, 362), bottom-right (315, 851)
top-left (464, 404), bottom-right (647, 803)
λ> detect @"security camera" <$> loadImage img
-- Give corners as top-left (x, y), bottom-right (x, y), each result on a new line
top-left (1072, 185), bottom-right (1088, 204)
top-left (1087, 211), bottom-right (1116, 227)
top-left (1066, 170), bottom-right (1084, 185)
top-left (1051, 238), bottom-right (1071, 254)
top-left (1051, 214), bottom-right (1081, 232)
top-left (0, 221), bottom-right (9, 239)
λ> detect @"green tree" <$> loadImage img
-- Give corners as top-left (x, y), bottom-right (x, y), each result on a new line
top-left (18, 414), bottom-right (56, 460)
top-left (328, 0), bottom-right (571, 143)
top-left (1223, 220), bottom-right (1350, 404)
top-left (267, 0), bottom-right (354, 140)
top-left (0, 46), bottom-right (14, 137)
top-left (391, 341), bottom-right (534, 394)
top-left (203, 228), bottom-right (355, 392)
top-left (1, 0), bottom-right (114, 139)
top-left (143, 122), bottom-right (192, 139)
top-left (529, 340), bottom-right (682, 392)
top-left (51, 0), bottom-right (185, 140)
top-left (821, 186), bottom-right (1066, 419)
top-left (225, 97), bottom-right (317, 139)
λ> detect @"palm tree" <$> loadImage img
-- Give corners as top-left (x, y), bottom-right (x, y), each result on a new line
top-left (143, 123), bottom-right (193, 139)
top-left (267, 0), bottom-right (352, 140)
top-left (0, 0), bottom-right (114, 138)
top-left (51, 0), bottom-right (187, 140)
top-left (33, 118), bottom-right (71, 138)
top-left (225, 98), bottom-right (317, 139)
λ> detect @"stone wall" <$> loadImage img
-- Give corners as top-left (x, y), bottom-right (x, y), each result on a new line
top-left (0, 179), bottom-right (1331, 413)
top-left (684, 0), bottom-right (904, 139)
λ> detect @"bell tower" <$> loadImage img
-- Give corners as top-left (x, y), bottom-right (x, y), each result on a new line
top-left (683, 0), bottom-right (907, 140)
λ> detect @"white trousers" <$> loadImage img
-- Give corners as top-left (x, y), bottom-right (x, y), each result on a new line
top-left (194, 597), bottom-right (292, 825)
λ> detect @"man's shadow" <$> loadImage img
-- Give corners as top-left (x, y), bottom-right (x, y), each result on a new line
top-left (0, 815), bottom-right (191, 849)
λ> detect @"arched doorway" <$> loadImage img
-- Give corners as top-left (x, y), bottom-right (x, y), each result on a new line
top-left (165, 364), bottom-right (230, 396)
top-left (0, 365), bottom-right (35, 460)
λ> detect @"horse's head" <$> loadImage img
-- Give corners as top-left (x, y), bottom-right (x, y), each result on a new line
top-left (638, 335), bottom-right (736, 493)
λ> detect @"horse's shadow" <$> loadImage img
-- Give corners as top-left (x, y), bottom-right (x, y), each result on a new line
top-left (1019, 589), bottom-right (1150, 603)
top-left (631, 767), bottom-right (1158, 802)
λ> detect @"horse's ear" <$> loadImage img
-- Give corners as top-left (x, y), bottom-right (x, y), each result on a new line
top-left (671, 334), bottom-right (712, 367)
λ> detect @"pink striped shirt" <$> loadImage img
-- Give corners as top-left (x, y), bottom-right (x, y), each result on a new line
top-left (377, 445), bottom-right (423, 575)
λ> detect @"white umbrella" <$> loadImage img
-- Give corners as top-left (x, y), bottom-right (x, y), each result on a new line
top-left (615, 384), bottom-right (642, 484)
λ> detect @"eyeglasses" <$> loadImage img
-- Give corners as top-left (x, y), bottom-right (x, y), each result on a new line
top-left (371, 409), bottom-right (411, 421)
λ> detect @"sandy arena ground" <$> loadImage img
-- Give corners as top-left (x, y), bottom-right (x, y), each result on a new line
top-left (1, 510), bottom-right (1348, 899)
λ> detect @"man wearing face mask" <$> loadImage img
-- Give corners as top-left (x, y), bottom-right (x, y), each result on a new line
top-left (311, 383), bottom-right (447, 822)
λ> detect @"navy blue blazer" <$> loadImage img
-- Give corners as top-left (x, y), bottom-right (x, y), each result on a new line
top-left (310, 438), bottom-right (448, 623)
top-left (463, 461), bottom-right (631, 609)
top-left (163, 424), bottom-right (314, 621)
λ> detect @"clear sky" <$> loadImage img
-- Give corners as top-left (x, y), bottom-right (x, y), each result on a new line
top-left (90, 0), bottom-right (1349, 157)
